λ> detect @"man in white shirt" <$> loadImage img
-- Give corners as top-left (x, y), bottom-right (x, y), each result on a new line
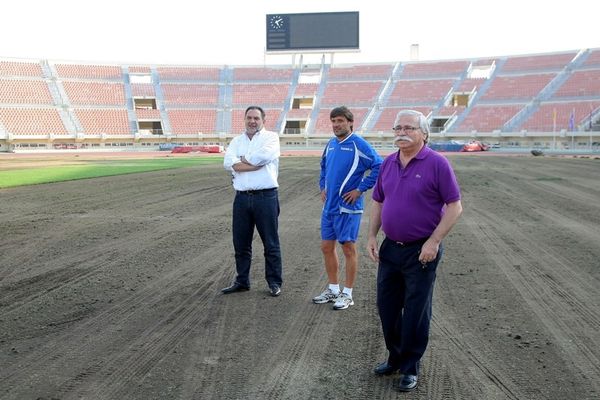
top-left (222, 106), bottom-right (283, 297)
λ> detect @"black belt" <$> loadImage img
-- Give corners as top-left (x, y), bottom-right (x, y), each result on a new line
top-left (236, 187), bottom-right (277, 195)
top-left (387, 237), bottom-right (429, 247)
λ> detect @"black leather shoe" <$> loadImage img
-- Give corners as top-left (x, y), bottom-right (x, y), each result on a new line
top-left (374, 361), bottom-right (399, 376)
top-left (269, 285), bottom-right (281, 297)
top-left (396, 374), bottom-right (418, 392)
top-left (221, 282), bottom-right (250, 294)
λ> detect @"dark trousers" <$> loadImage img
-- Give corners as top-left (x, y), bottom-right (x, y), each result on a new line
top-left (376, 237), bottom-right (443, 376)
top-left (232, 189), bottom-right (282, 288)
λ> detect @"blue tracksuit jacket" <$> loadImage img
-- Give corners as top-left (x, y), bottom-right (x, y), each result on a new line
top-left (319, 132), bottom-right (382, 215)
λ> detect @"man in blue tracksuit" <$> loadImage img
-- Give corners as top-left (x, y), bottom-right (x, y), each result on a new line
top-left (312, 106), bottom-right (382, 310)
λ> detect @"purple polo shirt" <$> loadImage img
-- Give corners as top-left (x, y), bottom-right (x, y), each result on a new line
top-left (372, 146), bottom-right (461, 242)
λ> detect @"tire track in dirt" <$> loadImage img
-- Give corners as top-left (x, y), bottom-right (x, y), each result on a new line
top-left (75, 278), bottom-right (218, 400)
top-left (178, 295), bottom-right (236, 399)
top-left (0, 256), bottom-right (114, 316)
top-left (356, 278), bottom-right (400, 400)
top-left (421, 352), bottom-right (461, 400)
top-left (1, 242), bottom-right (233, 399)
top-left (467, 210), bottom-right (600, 393)
top-left (2, 216), bottom-right (234, 396)
top-left (425, 257), bottom-right (522, 399)
top-left (0, 177), bottom-right (231, 284)
top-left (491, 178), bottom-right (600, 249)
top-left (430, 315), bottom-right (522, 399)
top-left (479, 180), bottom-right (600, 321)
top-left (0, 202), bottom-right (230, 320)
top-left (253, 285), bottom-right (336, 400)
top-left (532, 179), bottom-right (600, 208)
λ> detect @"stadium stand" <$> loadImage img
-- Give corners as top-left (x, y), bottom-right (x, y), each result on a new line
top-left (74, 109), bottom-right (130, 135)
top-left (552, 70), bottom-right (600, 98)
top-left (500, 52), bottom-right (576, 72)
top-left (456, 78), bottom-right (485, 92)
top-left (1, 48), bottom-right (599, 152)
top-left (328, 64), bottom-right (393, 80)
top-left (0, 61), bottom-right (44, 77)
top-left (62, 81), bottom-right (126, 105)
top-left (582, 49), bottom-right (600, 67)
top-left (167, 109), bottom-right (217, 134)
top-left (232, 84), bottom-right (289, 106)
top-left (521, 101), bottom-right (600, 132)
top-left (55, 64), bottom-right (122, 80)
top-left (436, 105), bottom-right (467, 117)
top-left (129, 66), bottom-right (152, 74)
top-left (294, 83), bottom-right (319, 96)
top-left (0, 79), bottom-right (54, 104)
top-left (232, 67), bottom-right (293, 81)
top-left (387, 79), bottom-right (454, 105)
top-left (0, 108), bottom-right (67, 135)
top-left (161, 84), bottom-right (219, 106)
top-left (320, 82), bottom-right (382, 106)
top-left (157, 67), bottom-right (220, 81)
top-left (453, 104), bottom-right (523, 132)
top-left (480, 73), bottom-right (556, 101)
top-left (401, 60), bottom-right (469, 78)
top-left (131, 83), bottom-right (155, 97)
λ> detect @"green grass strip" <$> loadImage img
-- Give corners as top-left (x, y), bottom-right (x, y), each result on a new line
top-left (0, 157), bottom-right (223, 188)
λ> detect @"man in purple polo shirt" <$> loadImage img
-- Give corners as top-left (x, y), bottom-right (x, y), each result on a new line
top-left (366, 109), bottom-right (462, 392)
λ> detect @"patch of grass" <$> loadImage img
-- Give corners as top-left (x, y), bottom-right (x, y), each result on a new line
top-left (0, 157), bottom-right (223, 188)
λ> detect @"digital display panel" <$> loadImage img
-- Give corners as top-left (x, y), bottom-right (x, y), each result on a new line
top-left (266, 12), bottom-right (359, 52)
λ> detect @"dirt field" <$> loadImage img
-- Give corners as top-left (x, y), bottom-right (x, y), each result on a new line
top-left (1, 154), bottom-right (599, 400)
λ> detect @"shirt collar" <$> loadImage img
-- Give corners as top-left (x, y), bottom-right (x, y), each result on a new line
top-left (395, 143), bottom-right (430, 163)
top-left (415, 145), bottom-right (431, 159)
top-left (245, 128), bottom-right (263, 138)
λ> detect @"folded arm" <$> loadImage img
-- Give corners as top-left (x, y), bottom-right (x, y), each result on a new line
top-left (244, 133), bottom-right (280, 167)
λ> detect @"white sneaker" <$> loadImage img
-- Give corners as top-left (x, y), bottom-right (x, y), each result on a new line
top-left (333, 293), bottom-right (354, 310)
top-left (312, 288), bottom-right (339, 304)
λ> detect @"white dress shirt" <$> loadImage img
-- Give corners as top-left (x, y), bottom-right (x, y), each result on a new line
top-left (223, 129), bottom-right (280, 191)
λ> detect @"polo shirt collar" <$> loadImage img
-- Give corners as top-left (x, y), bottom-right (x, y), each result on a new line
top-left (395, 144), bottom-right (430, 163)
top-left (415, 145), bottom-right (431, 159)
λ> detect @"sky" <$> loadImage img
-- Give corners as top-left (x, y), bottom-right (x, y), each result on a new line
top-left (1, 0), bottom-right (598, 66)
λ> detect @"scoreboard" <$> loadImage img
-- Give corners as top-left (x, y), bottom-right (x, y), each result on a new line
top-left (266, 12), bottom-right (359, 52)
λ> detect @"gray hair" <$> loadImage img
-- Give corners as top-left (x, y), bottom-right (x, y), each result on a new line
top-left (394, 109), bottom-right (430, 143)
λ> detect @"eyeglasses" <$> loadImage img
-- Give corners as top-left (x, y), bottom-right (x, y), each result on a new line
top-left (393, 125), bottom-right (419, 132)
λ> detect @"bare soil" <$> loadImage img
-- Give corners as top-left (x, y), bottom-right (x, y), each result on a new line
top-left (1, 154), bottom-right (599, 400)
